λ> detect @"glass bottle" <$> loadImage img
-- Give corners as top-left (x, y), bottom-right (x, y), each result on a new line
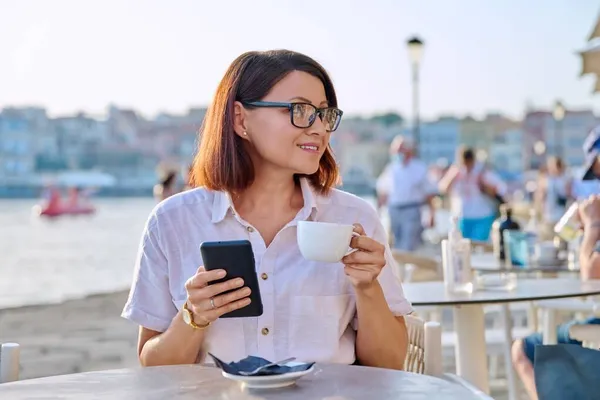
top-left (442, 215), bottom-right (473, 293)
top-left (492, 204), bottom-right (521, 261)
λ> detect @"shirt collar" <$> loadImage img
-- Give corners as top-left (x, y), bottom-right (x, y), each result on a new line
top-left (297, 177), bottom-right (319, 221)
top-left (210, 177), bottom-right (327, 224)
top-left (211, 189), bottom-right (234, 223)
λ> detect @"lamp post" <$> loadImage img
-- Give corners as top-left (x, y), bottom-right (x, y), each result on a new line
top-left (406, 36), bottom-right (424, 150)
top-left (553, 100), bottom-right (565, 159)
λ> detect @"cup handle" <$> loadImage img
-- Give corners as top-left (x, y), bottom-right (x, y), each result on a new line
top-left (344, 232), bottom-right (361, 257)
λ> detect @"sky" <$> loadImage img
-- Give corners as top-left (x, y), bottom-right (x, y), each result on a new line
top-left (1, 0), bottom-right (600, 120)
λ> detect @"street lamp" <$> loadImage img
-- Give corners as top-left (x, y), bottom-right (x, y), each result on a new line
top-left (533, 140), bottom-right (547, 169)
top-left (553, 100), bottom-right (565, 159)
top-left (533, 140), bottom-right (546, 156)
top-left (406, 36), bottom-right (424, 150)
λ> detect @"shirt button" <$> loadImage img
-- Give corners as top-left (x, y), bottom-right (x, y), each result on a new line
top-left (246, 226), bottom-right (254, 233)
top-left (261, 273), bottom-right (268, 280)
top-left (261, 327), bottom-right (270, 336)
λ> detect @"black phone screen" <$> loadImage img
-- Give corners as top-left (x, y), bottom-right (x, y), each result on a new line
top-left (200, 240), bottom-right (263, 318)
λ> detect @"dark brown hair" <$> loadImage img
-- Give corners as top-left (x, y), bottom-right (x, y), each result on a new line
top-left (190, 50), bottom-right (340, 194)
top-left (547, 155), bottom-right (564, 172)
top-left (457, 145), bottom-right (475, 164)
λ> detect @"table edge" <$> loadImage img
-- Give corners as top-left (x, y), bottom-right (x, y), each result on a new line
top-left (410, 290), bottom-right (600, 306)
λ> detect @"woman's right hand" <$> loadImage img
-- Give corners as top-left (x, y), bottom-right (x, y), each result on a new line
top-left (184, 267), bottom-right (252, 324)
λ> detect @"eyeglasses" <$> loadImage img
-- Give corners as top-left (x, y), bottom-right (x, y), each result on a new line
top-left (242, 101), bottom-right (343, 132)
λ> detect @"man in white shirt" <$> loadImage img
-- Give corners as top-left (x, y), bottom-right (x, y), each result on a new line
top-left (376, 135), bottom-right (437, 251)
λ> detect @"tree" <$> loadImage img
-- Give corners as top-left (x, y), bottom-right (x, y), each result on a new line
top-left (369, 112), bottom-right (404, 127)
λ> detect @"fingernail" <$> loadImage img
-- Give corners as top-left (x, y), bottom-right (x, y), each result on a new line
top-left (242, 287), bottom-right (251, 295)
top-left (218, 270), bottom-right (226, 277)
top-left (243, 298), bottom-right (251, 305)
top-left (235, 278), bottom-right (244, 286)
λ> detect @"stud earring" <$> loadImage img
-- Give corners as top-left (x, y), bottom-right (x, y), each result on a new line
top-left (243, 131), bottom-right (247, 136)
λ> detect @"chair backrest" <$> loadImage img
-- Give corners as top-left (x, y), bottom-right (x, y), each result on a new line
top-left (0, 342), bottom-right (20, 383)
top-left (404, 315), bottom-right (443, 376)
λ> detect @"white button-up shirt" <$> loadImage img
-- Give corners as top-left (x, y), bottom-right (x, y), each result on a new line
top-left (121, 178), bottom-right (412, 364)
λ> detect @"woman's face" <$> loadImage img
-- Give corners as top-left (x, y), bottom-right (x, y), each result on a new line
top-left (239, 71), bottom-right (332, 177)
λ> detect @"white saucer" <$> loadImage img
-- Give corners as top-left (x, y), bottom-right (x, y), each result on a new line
top-left (222, 362), bottom-right (315, 389)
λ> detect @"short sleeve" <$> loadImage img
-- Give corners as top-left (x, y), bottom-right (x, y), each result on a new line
top-left (121, 213), bottom-right (178, 332)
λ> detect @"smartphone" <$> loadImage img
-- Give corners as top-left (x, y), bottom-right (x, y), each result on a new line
top-left (200, 240), bottom-right (263, 318)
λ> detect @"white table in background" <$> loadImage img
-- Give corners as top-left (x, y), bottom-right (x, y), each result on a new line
top-left (404, 279), bottom-right (600, 397)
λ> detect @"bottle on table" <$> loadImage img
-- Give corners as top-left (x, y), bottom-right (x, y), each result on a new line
top-left (492, 204), bottom-right (521, 262)
top-left (442, 215), bottom-right (473, 293)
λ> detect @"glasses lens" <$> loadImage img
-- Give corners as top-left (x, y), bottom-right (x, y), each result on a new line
top-left (322, 109), bottom-right (342, 132)
top-left (291, 104), bottom-right (317, 128)
top-left (291, 104), bottom-right (342, 131)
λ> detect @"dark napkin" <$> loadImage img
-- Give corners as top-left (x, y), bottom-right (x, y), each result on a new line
top-left (208, 353), bottom-right (315, 376)
top-left (534, 344), bottom-right (600, 400)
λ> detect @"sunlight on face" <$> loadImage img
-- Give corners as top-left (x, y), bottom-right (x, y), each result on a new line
top-left (244, 71), bottom-right (331, 176)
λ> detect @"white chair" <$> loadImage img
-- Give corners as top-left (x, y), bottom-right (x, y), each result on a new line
top-left (404, 314), bottom-right (443, 376)
top-left (395, 250), bottom-right (533, 392)
top-left (0, 342), bottom-right (20, 383)
top-left (404, 315), bottom-right (494, 399)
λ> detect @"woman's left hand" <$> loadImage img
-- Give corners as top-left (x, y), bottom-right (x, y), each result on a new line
top-left (341, 224), bottom-right (386, 290)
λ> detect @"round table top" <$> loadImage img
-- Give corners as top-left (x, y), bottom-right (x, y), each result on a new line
top-left (470, 253), bottom-right (579, 273)
top-left (0, 364), bottom-right (479, 400)
top-left (404, 278), bottom-right (600, 306)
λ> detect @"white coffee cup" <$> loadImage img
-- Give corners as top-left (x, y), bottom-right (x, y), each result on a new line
top-left (297, 221), bottom-right (359, 263)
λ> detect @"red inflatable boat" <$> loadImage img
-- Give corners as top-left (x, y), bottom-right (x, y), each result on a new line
top-left (34, 187), bottom-right (96, 217)
top-left (37, 204), bottom-right (96, 217)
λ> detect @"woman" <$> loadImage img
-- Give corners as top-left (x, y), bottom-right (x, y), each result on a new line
top-left (439, 146), bottom-right (507, 241)
top-left (535, 156), bottom-right (572, 226)
top-left (122, 50), bottom-right (411, 369)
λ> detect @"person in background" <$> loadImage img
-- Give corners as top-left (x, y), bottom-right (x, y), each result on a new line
top-left (572, 126), bottom-right (600, 200)
top-left (534, 156), bottom-right (572, 236)
top-left (512, 128), bottom-right (600, 400)
top-left (66, 187), bottom-right (81, 208)
top-left (153, 171), bottom-right (178, 202)
top-left (376, 135), bottom-right (437, 251)
top-left (511, 195), bottom-right (600, 400)
top-left (439, 146), bottom-right (507, 242)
